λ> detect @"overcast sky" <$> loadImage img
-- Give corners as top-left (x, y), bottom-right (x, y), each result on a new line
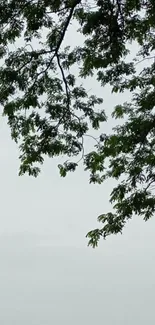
top-left (0, 11), bottom-right (155, 325)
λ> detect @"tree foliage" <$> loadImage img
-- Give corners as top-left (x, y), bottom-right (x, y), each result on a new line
top-left (0, 0), bottom-right (155, 246)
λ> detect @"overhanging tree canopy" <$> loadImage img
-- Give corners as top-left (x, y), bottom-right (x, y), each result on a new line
top-left (0, 0), bottom-right (155, 246)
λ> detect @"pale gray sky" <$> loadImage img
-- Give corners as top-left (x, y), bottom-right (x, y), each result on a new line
top-left (0, 12), bottom-right (155, 325)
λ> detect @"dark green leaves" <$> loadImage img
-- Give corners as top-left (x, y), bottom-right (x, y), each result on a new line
top-left (58, 161), bottom-right (78, 177)
top-left (1, 0), bottom-right (155, 246)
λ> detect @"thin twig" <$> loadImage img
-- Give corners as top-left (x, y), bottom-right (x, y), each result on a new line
top-left (135, 56), bottom-right (155, 66)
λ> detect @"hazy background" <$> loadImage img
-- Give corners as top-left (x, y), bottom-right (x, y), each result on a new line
top-left (0, 12), bottom-right (155, 325)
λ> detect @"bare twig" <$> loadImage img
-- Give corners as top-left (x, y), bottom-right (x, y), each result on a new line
top-left (135, 56), bottom-right (155, 66)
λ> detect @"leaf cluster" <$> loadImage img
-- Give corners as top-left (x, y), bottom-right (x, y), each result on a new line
top-left (1, 0), bottom-right (155, 246)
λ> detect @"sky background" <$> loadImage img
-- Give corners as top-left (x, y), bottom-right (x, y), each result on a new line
top-left (0, 8), bottom-right (155, 325)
